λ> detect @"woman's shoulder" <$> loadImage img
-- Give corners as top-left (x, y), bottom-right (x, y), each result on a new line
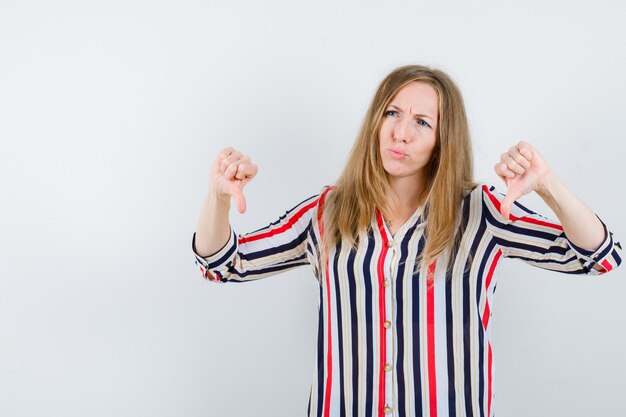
top-left (462, 182), bottom-right (509, 214)
top-left (465, 181), bottom-right (544, 220)
top-left (465, 182), bottom-right (505, 200)
top-left (290, 185), bottom-right (334, 219)
top-left (463, 182), bottom-right (491, 201)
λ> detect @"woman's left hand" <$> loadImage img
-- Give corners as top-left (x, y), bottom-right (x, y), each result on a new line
top-left (493, 141), bottom-right (553, 220)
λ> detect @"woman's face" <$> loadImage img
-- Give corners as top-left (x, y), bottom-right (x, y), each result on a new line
top-left (378, 81), bottom-right (439, 185)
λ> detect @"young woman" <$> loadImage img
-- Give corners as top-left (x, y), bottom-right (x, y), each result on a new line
top-left (192, 65), bottom-right (622, 417)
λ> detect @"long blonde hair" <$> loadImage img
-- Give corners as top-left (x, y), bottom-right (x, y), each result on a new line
top-left (324, 64), bottom-right (475, 268)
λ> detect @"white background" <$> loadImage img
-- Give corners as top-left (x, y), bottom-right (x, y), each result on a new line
top-left (1, 1), bottom-right (625, 416)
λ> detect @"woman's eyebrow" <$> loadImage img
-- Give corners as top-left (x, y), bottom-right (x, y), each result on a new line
top-left (389, 104), bottom-right (435, 121)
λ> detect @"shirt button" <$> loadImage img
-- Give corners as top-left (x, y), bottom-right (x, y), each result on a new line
top-left (386, 241), bottom-right (394, 248)
top-left (385, 363), bottom-right (392, 372)
top-left (384, 279), bottom-right (391, 287)
top-left (384, 320), bottom-right (391, 329)
top-left (384, 405), bottom-right (392, 414)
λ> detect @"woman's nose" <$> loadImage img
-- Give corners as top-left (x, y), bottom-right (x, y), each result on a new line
top-left (393, 119), bottom-right (410, 142)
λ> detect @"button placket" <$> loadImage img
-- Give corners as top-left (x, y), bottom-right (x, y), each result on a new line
top-left (383, 239), bottom-right (397, 413)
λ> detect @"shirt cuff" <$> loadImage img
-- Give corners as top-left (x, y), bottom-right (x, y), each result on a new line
top-left (566, 217), bottom-right (618, 274)
top-left (191, 229), bottom-right (238, 282)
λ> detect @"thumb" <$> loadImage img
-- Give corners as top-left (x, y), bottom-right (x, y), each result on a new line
top-left (230, 183), bottom-right (247, 214)
top-left (500, 184), bottom-right (522, 221)
top-left (498, 178), bottom-right (520, 222)
top-left (499, 194), bottom-right (513, 222)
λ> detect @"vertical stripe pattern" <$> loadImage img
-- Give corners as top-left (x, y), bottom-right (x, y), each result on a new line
top-left (192, 184), bottom-right (622, 416)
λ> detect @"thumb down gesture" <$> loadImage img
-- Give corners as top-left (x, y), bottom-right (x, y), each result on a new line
top-left (210, 147), bottom-right (258, 214)
top-left (493, 141), bottom-right (553, 221)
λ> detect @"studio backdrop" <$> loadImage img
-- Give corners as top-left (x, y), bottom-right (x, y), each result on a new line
top-left (1, 1), bottom-right (625, 416)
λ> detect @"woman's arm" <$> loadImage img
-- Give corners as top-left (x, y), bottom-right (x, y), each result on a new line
top-left (534, 172), bottom-right (605, 252)
top-left (193, 147), bottom-right (321, 284)
top-left (192, 192), bottom-right (321, 283)
top-left (494, 141), bottom-right (604, 251)
top-left (194, 189), bottom-right (233, 258)
top-left (487, 141), bottom-right (621, 275)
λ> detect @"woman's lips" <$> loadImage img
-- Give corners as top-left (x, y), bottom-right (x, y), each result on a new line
top-left (388, 148), bottom-right (407, 159)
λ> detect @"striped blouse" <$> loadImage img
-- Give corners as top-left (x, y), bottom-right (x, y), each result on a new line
top-left (191, 184), bottom-right (622, 417)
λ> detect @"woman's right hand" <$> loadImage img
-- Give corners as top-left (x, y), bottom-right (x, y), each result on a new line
top-left (209, 147), bottom-right (258, 214)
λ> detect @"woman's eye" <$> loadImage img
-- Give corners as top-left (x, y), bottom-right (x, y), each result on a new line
top-left (384, 110), bottom-right (398, 117)
top-left (416, 119), bottom-right (431, 128)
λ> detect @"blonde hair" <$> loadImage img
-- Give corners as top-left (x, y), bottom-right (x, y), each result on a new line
top-left (324, 64), bottom-right (475, 268)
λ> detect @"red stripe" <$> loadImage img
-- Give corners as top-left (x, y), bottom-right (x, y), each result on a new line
top-left (487, 343), bottom-right (493, 417)
top-left (317, 188), bottom-right (333, 417)
top-left (482, 302), bottom-right (491, 331)
top-left (426, 261), bottom-right (438, 417)
top-left (483, 250), bottom-right (500, 416)
top-left (600, 259), bottom-right (612, 273)
top-left (484, 250), bottom-right (501, 291)
top-left (482, 185), bottom-right (563, 231)
top-left (375, 210), bottom-right (389, 416)
top-left (482, 250), bottom-right (502, 330)
top-left (238, 199), bottom-right (319, 244)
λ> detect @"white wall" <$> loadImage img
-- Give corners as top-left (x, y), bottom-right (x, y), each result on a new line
top-left (1, 1), bottom-right (624, 416)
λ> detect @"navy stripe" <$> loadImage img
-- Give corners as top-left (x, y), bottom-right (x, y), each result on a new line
top-left (346, 246), bottom-right (360, 417)
top-left (483, 206), bottom-right (566, 244)
top-left (226, 258), bottom-right (308, 278)
top-left (241, 229), bottom-right (310, 261)
top-left (492, 235), bottom-right (570, 257)
top-left (444, 270), bottom-right (456, 417)
top-left (412, 235), bottom-right (426, 415)
top-left (504, 254), bottom-right (579, 266)
top-left (612, 249), bottom-right (622, 265)
top-left (332, 245), bottom-right (347, 417)
top-left (316, 282), bottom-right (324, 417)
top-left (363, 229), bottom-right (375, 417)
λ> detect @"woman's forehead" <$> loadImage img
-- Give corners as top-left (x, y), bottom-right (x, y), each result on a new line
top-left (389, 81), bottom-right (438, 118)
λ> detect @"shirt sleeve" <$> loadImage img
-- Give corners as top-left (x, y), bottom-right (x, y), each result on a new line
top-left (481, 184), bottom-right (622, 276)
top-left (191, 192), bottom-right (321, 283)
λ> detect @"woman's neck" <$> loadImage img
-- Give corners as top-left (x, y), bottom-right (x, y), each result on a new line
top-left (389, 174), bottom-right (425, 205)
top-left (386, 175), bottom-right (428, 228)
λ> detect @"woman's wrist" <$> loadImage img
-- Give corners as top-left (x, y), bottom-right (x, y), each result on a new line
top-left (208, 182), bottom-right (231, 203)
top-left (535, 170), bottom-right (562, 202)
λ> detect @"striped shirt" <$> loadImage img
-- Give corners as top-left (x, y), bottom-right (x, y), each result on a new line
top-left (191, 184), bottom-right (622, 417)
